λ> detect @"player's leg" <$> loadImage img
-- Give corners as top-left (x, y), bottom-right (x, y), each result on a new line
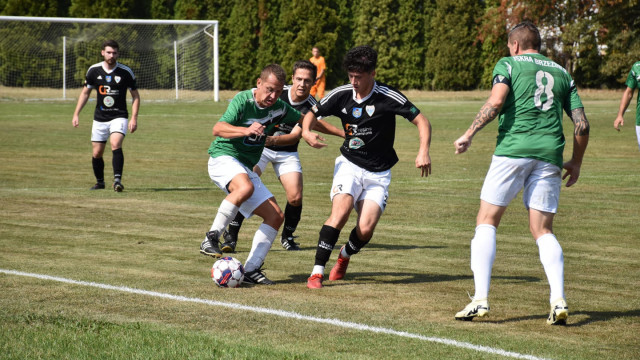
top-left (278, 168), bottom-right (303, 250)
top-left (636, 125), bottom-right (640, 151)
top-left (108, 118), bottom-right (128, 192)
top-left (243, 197), bottom-right (284, 285)
top-left (317, 78), bottom-right (326, 99)
top-left (89, 120), bottom-right (109, 189)
top-left (524, 160), bottom-right (567, 325)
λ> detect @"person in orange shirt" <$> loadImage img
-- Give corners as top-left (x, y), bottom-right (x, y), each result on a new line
top-left (309, 46), bottom-right (326, 99)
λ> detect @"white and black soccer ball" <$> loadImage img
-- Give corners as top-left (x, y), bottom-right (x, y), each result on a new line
top-left (211, 256), bottom-right (245, 288)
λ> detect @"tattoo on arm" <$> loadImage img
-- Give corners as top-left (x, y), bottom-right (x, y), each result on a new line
top-left (570, 108), bottom-right (590, 136)
top-left (470, 102), bottom-right (499, 133)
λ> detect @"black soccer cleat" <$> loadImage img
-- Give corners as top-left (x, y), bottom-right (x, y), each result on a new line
top-left (113, 180), bottom-right (124, 192)
top-left (200, 230), bottom-right (222, 258)
top-left (220, 230), bottom-right (237, 253)
top-left (281, 236), bottom-right (301, 251)
top-left (243, 267), bottom-right (275, 285)
top-left (90, 182), bottom-right (105, 190)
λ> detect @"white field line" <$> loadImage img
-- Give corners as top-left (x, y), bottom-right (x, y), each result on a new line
top-left (1, 269), bottom-right (549, 360)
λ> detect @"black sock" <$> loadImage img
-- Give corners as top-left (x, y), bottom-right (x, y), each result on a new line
top-left (228, 212), bottom-right (245, 239)
top-left (281, 202), bottom-right (302, 238)
top-left (112, 148), bottom-right (124, 181)
top-left (345, 227), bottom-right (369, 256)
top-left (92, 157), bottom-right (104, 183)
top-left (314, 225), bottom-right (341, 266)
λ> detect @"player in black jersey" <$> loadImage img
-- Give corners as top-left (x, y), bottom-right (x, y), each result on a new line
top-left (301, 46), bottom-right (432, 289)
top-left (221, 60), bottom-right (344, 253)
top-left (72, 40), bottom-right (140, 192)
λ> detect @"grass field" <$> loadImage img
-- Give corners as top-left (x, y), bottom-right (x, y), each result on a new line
top-left (0, 89), bottom-right (638, 359)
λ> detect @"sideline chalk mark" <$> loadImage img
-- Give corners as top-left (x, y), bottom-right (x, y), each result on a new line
top-left (1, 269), bottom-right (549, 360)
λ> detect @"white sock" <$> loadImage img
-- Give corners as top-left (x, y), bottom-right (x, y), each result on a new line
top-left (471, 224), bottom-right (496, 300)
top-left (311, 265), bottom-right (325, 276)
top-left (537, 233), bottom-right (565, 303)
top-left (340, 246), bottom-right (350, 258)
top-left (209, 199), bottom-right (239, 234)
top-left (244, 223), bottom-right (278, 273)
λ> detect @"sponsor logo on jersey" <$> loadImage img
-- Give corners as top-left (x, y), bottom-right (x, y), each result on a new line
top-left (311, 105), bottom-right (318, 113)
top-left (115, 76), bottom-right (121, 83)
top-left (348, 137), bottom-right (365, 149)
top-left (365, 105), bottom-right (375, 116)
top-left (106, 75), bottom-right (112, 83)
top-left (332, 184), bottom-right (343, 194)
top-left (103, 96), bottom-right (115, 107)
top-left (352, 107), bottom-right (362, 118)
top-left (346, 124), bottom-right (357, 136)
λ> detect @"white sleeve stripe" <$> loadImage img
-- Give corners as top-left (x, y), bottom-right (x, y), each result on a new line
top-left (319, 84), bottom-right (352, 106)
top-left (117, 63), bottom-right (136, 79)
top-left (375, 85), bottom-right (406, 105)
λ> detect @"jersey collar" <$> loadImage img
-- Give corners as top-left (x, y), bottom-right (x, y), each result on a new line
top-left (352, 81), bottom-right (376, 104)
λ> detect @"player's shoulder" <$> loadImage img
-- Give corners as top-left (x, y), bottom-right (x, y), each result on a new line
top-left (631, 61), bottom-right (640, 71)
top-left (86, 62), bottom-right (103, 75)
top-left (115, 63), bottom-right (136, 78)
top-left (319, 84), bottom-right (352, 105)
top-left (373, 82), bottom-right (408, 105)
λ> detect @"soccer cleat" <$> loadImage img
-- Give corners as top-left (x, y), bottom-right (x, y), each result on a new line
top-left (90, 182), bottom-right (105, 190)
top-left (280, 236), bottom-right (301, 251)
top-left (243, 267), bottom-right (275, 285)
top-left (220, 230), bottom-right (237, 253)
top-left (547, 298), bottom-right (569, 325)
top-left (455, 298), bottom-right (490, 321)
top-left (113, 180), bottom-right (124, 192)
top-left (200, 230), bottom-right (222, 258)
top-left (329, 246), bottom-right (350, 281)
top-left (307, 273), bottom-right (324, 289)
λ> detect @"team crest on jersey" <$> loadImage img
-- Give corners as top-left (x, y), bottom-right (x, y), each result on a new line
top-left (365, 105), bottom-right (375, 116)
top-left (352, 107), bottom-right (362, 118)
top-left (103, 96), bottom-right (115, 107)
top-left (348, 137), bottom-right (365, 149)
top-left (115, 76), bottom-right (121, 83)
top-left (105, 75), bottom-right (112, 83)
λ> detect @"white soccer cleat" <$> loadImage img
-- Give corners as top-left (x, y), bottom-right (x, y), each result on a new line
top-left (455, 298), bottom-right (489, 321)
top-left (547, 298), bottom-right (568, 325)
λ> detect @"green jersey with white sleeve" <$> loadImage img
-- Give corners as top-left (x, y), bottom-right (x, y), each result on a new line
top-left (208, 89), bottom-right (302, 169)
top-left (492, 53), bottom-right (583, 168)
top-left (624, 61), bottom-right (640, 126)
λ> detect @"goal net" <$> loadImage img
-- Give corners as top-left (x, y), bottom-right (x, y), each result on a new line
top-left (0, 16), bottom-right (219, 101)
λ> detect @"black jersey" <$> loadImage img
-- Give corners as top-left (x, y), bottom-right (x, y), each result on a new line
top-left (265, 85), bottom-right (318, 153)
top-left (311, 81), bottom-right (420, 172)
top-left (85, 62), bottom-right (137, 122)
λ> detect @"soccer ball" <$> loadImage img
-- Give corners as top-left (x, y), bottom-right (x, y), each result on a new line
top-left (211, 256), bottom-right (245, 288)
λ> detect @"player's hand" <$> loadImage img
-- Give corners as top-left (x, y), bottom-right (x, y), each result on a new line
top-left (128, 119), bottom-right (137, 133)
top-left (453, 135), bottom-right (472, 154)
top-left (302, 131), bottom-right (327, 149)
top-left (247, 122), bottom-right (265, 136)
top-left (72, 116), bottom-right (79, 128)
top-left (613, 117), bottom-right (624, 131)
top-left (562, 159), bottom-right (581, 187)
top-left (416, 154), bottom-right (431, 177)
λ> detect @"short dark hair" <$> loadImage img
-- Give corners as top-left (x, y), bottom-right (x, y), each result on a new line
top-left (102, 40), bottom-right (119, 50)
top-left (343, 45), bottom-right (377, 73)
top-left (508, 21), bottom-right (541, 51)
top-left (292, 60), bottom-right (317, 80)
top-left (260, 64), bottom-right (286, 83)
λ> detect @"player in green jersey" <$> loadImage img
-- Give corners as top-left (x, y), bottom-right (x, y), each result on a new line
top-left (453, 22), bottom-right (590, 325)
top-left (201, 64), bottom-right (325, 285)
top-left (613, 61), bottom-right (640, 150)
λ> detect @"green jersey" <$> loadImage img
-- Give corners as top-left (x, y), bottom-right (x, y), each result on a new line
top-left (208, 89), bottom-right (302, 168)
top-left (492, 53), bottom-right (584, 168)
top-left (624, 61), bottom-right (640, 126)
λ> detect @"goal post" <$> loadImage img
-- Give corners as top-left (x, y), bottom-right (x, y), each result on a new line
top-left (0, 16), bottom-right (219, 101)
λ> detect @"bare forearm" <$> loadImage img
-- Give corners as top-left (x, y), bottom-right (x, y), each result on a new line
top-left (466, 101), bottom-right (500, 137)
top-left (570, 107), bottom-right (590, 163)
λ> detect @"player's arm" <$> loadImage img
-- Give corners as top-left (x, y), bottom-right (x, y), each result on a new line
top-left (411, 113), bottom-right (432, 177)
top-left (266, 122), bottom-right (303, 147)
top-left (128, 88), bottom-right (140, 133)
top-left (72, 86), bottom-right (92, 128)
top-left (301, 111), bottom-right (327, 148)
top-left (562, 107), bottom-right (590, 187)
top-left (213, 120), bottom-right (264, 139)
top-left (454, 82), bottom-right (509, 154)
top-left (313, 118), bottom-right (345, 138)
top-left (614, 87), bottom-right (634, 131)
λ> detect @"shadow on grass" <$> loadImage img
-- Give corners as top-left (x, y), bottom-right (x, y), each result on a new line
top-left (478, 309), bottom-right (640, 327)
top-left (280, 272), bottom-right (539, 285)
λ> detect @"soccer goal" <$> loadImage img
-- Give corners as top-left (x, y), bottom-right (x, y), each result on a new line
top-left (0, 16), bottom-right (219, 101)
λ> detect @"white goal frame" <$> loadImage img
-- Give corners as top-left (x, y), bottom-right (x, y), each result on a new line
top-left (0, 16), bottom-right (219, 101)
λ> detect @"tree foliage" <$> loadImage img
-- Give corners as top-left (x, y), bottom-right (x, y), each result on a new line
top-left (2, 0), bottom-right (639, 90)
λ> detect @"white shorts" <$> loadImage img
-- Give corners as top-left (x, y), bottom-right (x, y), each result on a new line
top-left (480, 155), bottom-right (562, 213)
top-left (636, 125), bottom-right (640, 151)
top-left (91, 118), bottom-right (128, 142)
top-left (330, 155), bottom-right (391, 212)
top-left (255, 148), bottom-right (302, 177)
top-left (208, 156), bottom-right (274, 218)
